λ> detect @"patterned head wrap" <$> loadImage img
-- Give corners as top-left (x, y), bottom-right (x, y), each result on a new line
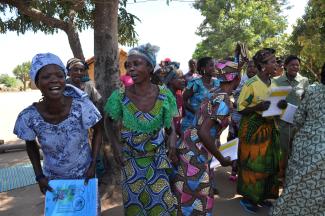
top-left (155, 68), bottom-right (178, 85)
top-left (30, 53), bottom-right (66, 82)
top-left (66, 58), bottom-right (89, 71)
top-left (253, 48), bottom-right (276, 71)
top-left (215, 60), bottom-right (239, 82)
top-left (128, 43), bottom-right (160, 68)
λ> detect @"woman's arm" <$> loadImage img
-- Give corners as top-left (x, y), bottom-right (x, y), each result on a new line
top-left (198, 119), bottom-right (232, 166)
top-left (165, 123), bottom-right (178, 163)
top-left (90, 119), bottom-right (103, 162)
top-left (26, 140), bottom-right (53, 194)
top-left (84, 119), bottom-right (103, 184)
top-left (239, 101), bottom-right (271, 115)
top-left (183, 88), bottom-right (195, 114)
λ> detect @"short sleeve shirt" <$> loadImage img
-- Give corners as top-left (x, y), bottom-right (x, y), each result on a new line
top-left (237, 75), bottom-right (271, 113)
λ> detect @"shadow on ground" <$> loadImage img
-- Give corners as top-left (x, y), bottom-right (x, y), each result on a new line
top-left (0, 152), bottom-right (270, 216)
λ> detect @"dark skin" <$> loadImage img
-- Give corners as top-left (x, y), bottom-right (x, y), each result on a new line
top-left (246, 60), bottom-right (258, 78)
top-left (27, 64), bottom-right (102, 194)
top-left (285, 59), bottom-right (300, 81)
top-left (188, 59), bottom-right (197, 75)
top-left (238, 57), bottom-right (279, 115)
top-left (168, 76), bottom-right (186, 136)
top-left (68, 63), bottom-right (87, 89)
top-left (108, 55), bottom-right (178, 166)
top-left (198, 115), bottom-right (232, 166)
top-left (168, 76), bottom-right (186, 94)
top-left (183, 59), bottom-right (215, 114)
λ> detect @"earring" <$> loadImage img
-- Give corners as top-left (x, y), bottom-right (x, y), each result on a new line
top-left (262, 68), bottom-right (265, 72)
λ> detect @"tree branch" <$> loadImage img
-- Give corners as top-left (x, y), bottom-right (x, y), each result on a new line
top-left (0, 0), bottom-right (69, 31)
top-left (68, 0), bottom-right (85, 23)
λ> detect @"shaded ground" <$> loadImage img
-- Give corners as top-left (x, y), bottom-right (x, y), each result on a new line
top-left (0, 150), bottom-right (271, 216)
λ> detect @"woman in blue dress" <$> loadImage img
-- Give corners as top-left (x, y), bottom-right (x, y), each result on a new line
top-left (13, 53), bottom-right (102, 198)
top-left (181, 57), bottom-right (221, 132)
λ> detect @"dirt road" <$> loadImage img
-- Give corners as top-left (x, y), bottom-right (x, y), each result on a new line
top-left (0, 91), bottom-right (270, 215)
top-left (0, 90), bottom-right (42, 144)
top-left (0, 150), bottom-right (270, 216)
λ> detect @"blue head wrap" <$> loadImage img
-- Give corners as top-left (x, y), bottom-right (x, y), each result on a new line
top-left (30, 53), bottom-right (67, 82)
top-left (128, 43), bottom-right (160, 68)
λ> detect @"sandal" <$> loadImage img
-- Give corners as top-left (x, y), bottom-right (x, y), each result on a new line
top-left (240, 199), bottom-right (257, 214)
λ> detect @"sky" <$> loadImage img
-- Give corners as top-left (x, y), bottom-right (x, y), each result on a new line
top-left (0, 0), bottom-right (308, 75)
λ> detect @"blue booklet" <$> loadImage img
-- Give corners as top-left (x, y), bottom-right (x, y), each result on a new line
top-left (45, 178), bottom-right (98, 216)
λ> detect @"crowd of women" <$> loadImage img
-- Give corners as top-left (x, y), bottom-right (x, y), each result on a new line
top-left (13, 43), bottom-right (324, 216)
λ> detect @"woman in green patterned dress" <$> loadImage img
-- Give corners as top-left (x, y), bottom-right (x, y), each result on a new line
top-left (105, 43), bottom-right (178, 215)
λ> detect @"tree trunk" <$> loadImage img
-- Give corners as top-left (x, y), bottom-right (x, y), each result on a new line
top-left (65, 25), bottom-right (85, 60)
top-left (94, 0), bottom-right (121, 196)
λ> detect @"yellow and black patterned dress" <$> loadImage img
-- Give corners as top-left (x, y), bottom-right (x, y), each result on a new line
top-left (105, 85), bottom-right (177, 215)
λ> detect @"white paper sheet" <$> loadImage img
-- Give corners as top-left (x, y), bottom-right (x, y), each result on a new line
top-left (280, 103), bottom-right (298, 124)
top-left (262, 86), bottom-right (292, 117)
top-left (210, 138), bottom-right (239, 169)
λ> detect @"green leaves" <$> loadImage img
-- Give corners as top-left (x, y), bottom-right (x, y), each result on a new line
top-left (193, 0), bottom-right (288, 59)
top-left (288, 0), bottom-right (325, 81)
top-left (12, 61), bottom-right (31, 90)
top-left (12, 61), bottom-right (31, 82)
top-left (0, 74), bottom-right (19, 88)
top-left (0, 0), bottom-right (139, 46)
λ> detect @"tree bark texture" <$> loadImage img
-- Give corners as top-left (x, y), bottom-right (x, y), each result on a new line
top-left (94, 0), bottom-right (120, 101)
top-left (94, 0), bottom-right (121, 188)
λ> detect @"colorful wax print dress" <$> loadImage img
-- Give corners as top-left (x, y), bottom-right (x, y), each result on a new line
top-left (105, 85), bottom-right (178, 216)
top-left (173, 95), bottom-right (229, 216)
top-left (13, 84), bottom-right (102, 179)
top-left (270, 83), bottom-right (325, 216)
top-left (237, 75), bottom-right (281, 204)
top-left (181, 77), bottom-right (221, 132)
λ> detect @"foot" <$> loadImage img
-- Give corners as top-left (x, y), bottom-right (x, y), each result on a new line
top-left (213, 188), bottom-right (219, 195)
top-left (240, 199), bottom-right (257, 214)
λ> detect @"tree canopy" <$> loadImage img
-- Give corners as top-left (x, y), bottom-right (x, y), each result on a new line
top-left (287, 0), bottom-right (325, 80)
top-left (12, 61), bottom-right (31, 91)
top-left (193, 0), bottom-right (288, 59)
top-left (0, 74), bottom-right (19, 88)
top-left (0, 0), bottom-right (139, 59)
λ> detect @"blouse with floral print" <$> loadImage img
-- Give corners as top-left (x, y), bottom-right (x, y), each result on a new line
top-left (14, 84), bottom-right (102, 179)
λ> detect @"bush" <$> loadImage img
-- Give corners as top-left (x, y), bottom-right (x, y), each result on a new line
top-left (0, 74), bottom-right (19, 88)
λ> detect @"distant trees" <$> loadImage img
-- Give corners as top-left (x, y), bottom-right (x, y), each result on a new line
top-left (193, 0), bottom-right (288, 59)
top-left (0, 74), bottom-right (19, 88)
top-left (13, 61), bottom-right (31, 91)
top-left (287, 0), bottom-right (325, 81)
